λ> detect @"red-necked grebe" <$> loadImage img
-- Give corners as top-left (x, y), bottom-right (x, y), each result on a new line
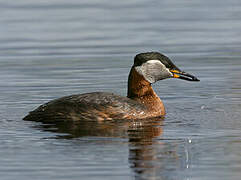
top-left (23, 52), bottom-right (199, 122)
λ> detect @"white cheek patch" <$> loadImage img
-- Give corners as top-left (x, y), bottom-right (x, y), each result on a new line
top-left (135, 60), bottom-right (173, 83)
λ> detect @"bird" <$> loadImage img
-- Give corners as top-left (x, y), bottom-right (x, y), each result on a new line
top-left (23, 52), bottom-right (199, 122)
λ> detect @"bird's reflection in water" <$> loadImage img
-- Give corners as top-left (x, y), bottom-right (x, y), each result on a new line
top-left (34, 117), bottom-right (179, 179)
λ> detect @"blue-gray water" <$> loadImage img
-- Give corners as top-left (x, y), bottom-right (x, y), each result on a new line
top-left (1, 1), bottom-right (241, 180)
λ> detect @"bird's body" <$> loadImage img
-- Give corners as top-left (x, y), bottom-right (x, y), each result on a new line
top-left (24, 92), bottom-right (155, 122)
top-left (23, 52), bottom-right (199, 122)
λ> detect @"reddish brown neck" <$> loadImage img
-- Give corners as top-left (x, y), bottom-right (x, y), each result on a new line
top-left (127, 67), bottom-right (165, 115)
top-left (127, 67), bottom-right (154, 98)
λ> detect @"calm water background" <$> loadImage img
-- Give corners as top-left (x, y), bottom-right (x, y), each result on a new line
top-left (1, 0), bottom-right (241, 180)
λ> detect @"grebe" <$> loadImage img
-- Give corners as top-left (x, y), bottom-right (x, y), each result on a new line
top-left (23, 52), bottom-right (199, 122)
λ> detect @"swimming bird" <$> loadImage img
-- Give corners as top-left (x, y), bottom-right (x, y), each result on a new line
top-left (23, 52), bottom-right (199, 122)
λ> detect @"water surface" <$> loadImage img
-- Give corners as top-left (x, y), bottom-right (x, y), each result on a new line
top-left (1, 1), bottom-right (241, 180)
